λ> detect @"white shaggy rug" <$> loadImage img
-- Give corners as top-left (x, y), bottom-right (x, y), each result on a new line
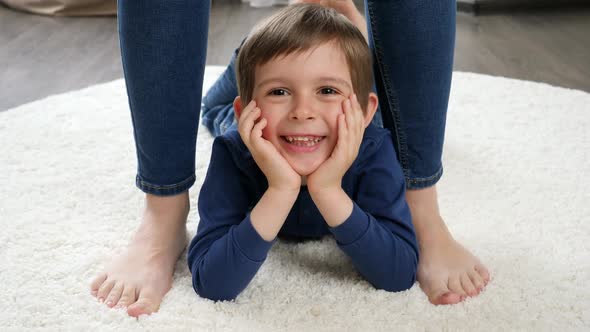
top-left (1, 66), bottom-right (589, 331)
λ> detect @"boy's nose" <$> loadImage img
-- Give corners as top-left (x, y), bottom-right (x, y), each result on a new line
top-left (290, 100), bottom-right (316, 120)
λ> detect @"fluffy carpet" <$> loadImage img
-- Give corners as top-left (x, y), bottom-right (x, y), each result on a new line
top-left (1, 66), bottom-right (588, 331)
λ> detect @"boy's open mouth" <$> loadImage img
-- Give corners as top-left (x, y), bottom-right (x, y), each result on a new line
top-left (281, 135), bottom-right (325, 147)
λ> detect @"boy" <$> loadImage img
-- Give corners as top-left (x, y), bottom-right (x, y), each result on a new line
top-left (188, 4), bottom-right (419, 301)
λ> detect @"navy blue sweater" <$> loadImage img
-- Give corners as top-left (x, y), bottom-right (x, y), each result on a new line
top-left (187, 124), bottom-right (419, 301)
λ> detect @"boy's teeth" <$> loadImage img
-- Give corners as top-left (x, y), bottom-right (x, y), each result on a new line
top-left (284, 136), bottom-right (323, 145)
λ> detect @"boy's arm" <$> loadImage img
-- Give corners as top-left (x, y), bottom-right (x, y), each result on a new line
top-left (312, 137), bottom-right (419, 292)
top-left (187, 138), bottom-right (296, 301)
top-left (251, 188), bottom-right (299, 241)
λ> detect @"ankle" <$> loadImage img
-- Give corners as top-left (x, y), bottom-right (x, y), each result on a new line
top-left (406, 186), bottom-right (440, 218)
top-left (416, 218), bottom-right (452, 246)
top-left (134, 192), bottom-right (190, 238)
top-left (144, 191), bottom-right (190, 218)
top-left (405, 185), bottom-right (452, 242)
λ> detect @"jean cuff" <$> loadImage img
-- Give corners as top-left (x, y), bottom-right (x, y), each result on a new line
top-left (135, 173), bottom-right (196, 196)
top-left (406, 165), bottom-right (443, 190)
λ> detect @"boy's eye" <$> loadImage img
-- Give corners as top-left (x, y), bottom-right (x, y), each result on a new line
top-left (269, 89), bottom-right (288, 96)
top-left (319, 87), bottom-right (338, 95)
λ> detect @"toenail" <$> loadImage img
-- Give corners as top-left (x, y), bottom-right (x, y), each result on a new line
top-left (107, 301), bottom-right (112, 306)
top-left (98, 298), bottom-right (104, 303)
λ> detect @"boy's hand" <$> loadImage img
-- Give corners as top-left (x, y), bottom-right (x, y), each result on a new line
top-left (307, 94), bottom-right (364, 194)
top-left (237, 100), bottom-right (301, 192)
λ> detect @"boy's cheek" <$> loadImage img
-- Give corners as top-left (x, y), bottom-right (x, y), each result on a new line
top-left (260, 110), bottom-right (277, 139)
top-left (261, 127), bottom-right (273, 141)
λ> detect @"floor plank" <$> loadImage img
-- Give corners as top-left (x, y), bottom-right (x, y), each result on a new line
top-left (1, 2), bottom-right (589, 111)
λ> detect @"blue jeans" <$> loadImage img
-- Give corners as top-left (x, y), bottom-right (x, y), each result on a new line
top-left (119, 0), bottom-right (455, 194)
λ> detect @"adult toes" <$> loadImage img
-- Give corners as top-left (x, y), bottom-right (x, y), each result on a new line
top-left (115, 285), bottom-right (137, 309)
top-left (447, 274), bottom-right (467, 297)
top-left (468, 268), bottom-right (485, 291)
top-left (421, 279), bottom-right (462, 305)
top-left (435, 292), bottom-right (463, 305)
top-left (127, 289), bottom-right (161, 317)
top-left (96, 278), bottom-right (116, 303)
top-left (89, 273), bottom-right (107, 297)
top-left (475, 263), bottom-right (491, 284)
top-left (105, 282), bottom-right (124, 308)
top-left (460, 273), bottom-right (477, 297)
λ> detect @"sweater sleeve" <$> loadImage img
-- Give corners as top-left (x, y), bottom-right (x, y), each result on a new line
top-left (329, 137), bottom-right (419, 292)
top-left (187, 137), bottom-right (275, 301)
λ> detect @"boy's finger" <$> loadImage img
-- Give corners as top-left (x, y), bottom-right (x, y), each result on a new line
top-left (342, 98), bottom-right (352, 130)
top-left (242, 105), bottom-right (260, 124)
top-left (250, 118), bottom-right (270, 154)
top-left (237, 100), bottom-right (255, 122)
top-left (348, 94), bottom-right (363, 156)
top-left (238, 105), bottom-right (260, 147)
top-left (238, 102), bottom-right (258, 130)
top-left (239, 107), bottom-right (260, 133)
top-left (237, 102), bottom-right (251, 131)
top-left (349, 93), bottom-right (359, 119)
top-left (251, 117), bottom-right (267, 141)
top-left (351, 93), bottom-right (363, 133)
top-left (342, 98), bottom-right (351, 117)
top-left (347, 94), bottom-right (361, 137)
top-left (337, 113), bottom-right (347, 146)
top-left (351, 93), bottom-right (361, 114)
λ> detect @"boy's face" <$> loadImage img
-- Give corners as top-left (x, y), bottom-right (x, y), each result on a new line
top-left (250, 42), bottom-right (358, 176)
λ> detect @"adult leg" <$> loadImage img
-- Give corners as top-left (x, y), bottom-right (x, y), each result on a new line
top-left (366, 0), bottom-right (490, 304)
top-left (89, 0), bottom-right (210, 316)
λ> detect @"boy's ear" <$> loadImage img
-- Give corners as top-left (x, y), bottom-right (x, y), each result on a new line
top-left (233, 96), bottom-right (243, 120)
top-left (363, 92), bottom-right (379, 128)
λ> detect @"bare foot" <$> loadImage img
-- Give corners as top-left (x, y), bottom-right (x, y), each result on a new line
top-left (406, 186), bottom-right (491, 305)
top-left (90, 192), bottom-right (190, 317)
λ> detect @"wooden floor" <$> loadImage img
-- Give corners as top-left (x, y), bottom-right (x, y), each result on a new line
top-left (1, 2), bottom-right (589, 111)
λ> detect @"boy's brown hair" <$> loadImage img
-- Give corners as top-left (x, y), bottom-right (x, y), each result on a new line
top-left (236, 3), bottom-right (373, 112)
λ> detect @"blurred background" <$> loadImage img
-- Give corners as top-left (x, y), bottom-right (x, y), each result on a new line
top-left (1, 0), bottom-right (589, 111)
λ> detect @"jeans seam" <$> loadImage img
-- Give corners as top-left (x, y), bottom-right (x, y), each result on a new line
top-left (408, 166), bottom-right (442, 184)
top-left (136, 173), bottom-right (196, 190)
top-left (406, 166), bottom-right (443, 189)
top-left (367, 1), bottom-right (410, 178)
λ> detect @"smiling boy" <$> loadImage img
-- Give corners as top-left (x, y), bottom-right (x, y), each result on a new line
top-left (187, 4), bottom-right (419, 301)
